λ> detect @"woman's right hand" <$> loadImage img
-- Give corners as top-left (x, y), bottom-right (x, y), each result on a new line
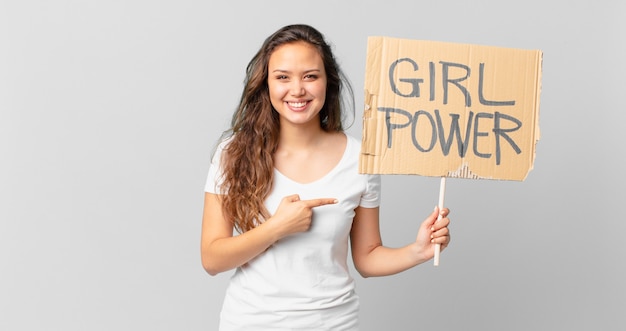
top-left (201, 193), bottom-right (337, 275)
top-left (268, 194), bottom-right (338, 239)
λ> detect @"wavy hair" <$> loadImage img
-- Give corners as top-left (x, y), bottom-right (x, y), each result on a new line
top-left (217, 24), bottom-right (354, 233)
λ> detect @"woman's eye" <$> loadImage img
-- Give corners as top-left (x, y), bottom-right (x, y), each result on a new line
top-left (304, 74), bottom-right (317, 80)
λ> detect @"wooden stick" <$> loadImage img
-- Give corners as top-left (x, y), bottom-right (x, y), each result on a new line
top-left (434, 177), bottom-right (446, 266)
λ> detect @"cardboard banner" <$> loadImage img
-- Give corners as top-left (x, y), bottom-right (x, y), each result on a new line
top-left (359, 37), bottom-right (542, 181)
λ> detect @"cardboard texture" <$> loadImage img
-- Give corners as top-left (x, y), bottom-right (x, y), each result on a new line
top-left (359, 37), bottom-right (542, 181)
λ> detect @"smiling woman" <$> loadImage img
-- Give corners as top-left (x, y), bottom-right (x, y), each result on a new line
top-left (200, 24), bottom-right (451, 331)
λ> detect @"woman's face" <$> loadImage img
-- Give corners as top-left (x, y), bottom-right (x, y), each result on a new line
top-left (267, 41), bottom-right (327, 128)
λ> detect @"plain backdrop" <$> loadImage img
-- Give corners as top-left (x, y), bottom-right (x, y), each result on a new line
top-left (1, 1), bottom-right (624, 330)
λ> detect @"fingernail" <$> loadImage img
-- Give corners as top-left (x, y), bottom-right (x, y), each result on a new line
top-left (333, 199), bottom-right (339, 204)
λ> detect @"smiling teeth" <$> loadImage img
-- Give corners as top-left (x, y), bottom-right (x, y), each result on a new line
top-left (288, 101), bottom-right (307, 107)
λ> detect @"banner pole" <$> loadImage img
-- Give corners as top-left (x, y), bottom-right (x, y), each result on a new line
top-left (434, 177), bottom-right (446, 266)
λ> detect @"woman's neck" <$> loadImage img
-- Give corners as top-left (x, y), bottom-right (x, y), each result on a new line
top-left (277, 119), bottom-right (327, 151)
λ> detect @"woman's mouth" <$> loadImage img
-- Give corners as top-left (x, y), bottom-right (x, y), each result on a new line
top-left (287, 101), bottom-right (308, 110)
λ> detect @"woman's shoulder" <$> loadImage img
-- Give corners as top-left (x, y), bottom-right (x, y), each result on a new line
top-left (344, 133), bottom-right (361, 145)
top-left (342, 132), bottom-right (363, 153)
top-left (209, 134), bottom-right (234, 164)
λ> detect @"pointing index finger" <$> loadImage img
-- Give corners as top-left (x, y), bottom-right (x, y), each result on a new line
top-left (301, 198), bottom-right (339, 208)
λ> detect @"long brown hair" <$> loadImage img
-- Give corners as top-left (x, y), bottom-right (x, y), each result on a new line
top-left (217, 24), bottom-right (354, 233)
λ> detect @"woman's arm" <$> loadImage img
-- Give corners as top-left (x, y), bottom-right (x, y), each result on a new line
top-left (201, 192), bottom-right (339, 276)
top-left (200, 193), bottom-right (279, 276)
top-left (349, 206), bottom-right (450, 278)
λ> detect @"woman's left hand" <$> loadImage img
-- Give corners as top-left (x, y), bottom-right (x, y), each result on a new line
top-left (414, 206), bottom-right (451, 261)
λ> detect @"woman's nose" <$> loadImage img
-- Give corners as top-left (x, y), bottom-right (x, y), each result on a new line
top-left (290, 81), bottom-right (305, 96)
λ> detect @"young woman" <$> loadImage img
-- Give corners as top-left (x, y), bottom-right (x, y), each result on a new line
top-left (201, 24), bottom-right (451, 330)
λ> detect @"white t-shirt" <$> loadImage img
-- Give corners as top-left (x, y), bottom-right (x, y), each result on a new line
top-left (205, 134), bottom-right (381, 331)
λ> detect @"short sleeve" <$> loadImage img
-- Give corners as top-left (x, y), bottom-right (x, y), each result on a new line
top-left (359, 174), bottom-right (381, 208)
top-left (204, 140), bottom-right (228, 194)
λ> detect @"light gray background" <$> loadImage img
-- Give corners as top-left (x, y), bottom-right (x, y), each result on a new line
top-left (1, 0), bottom-right (624, 330)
